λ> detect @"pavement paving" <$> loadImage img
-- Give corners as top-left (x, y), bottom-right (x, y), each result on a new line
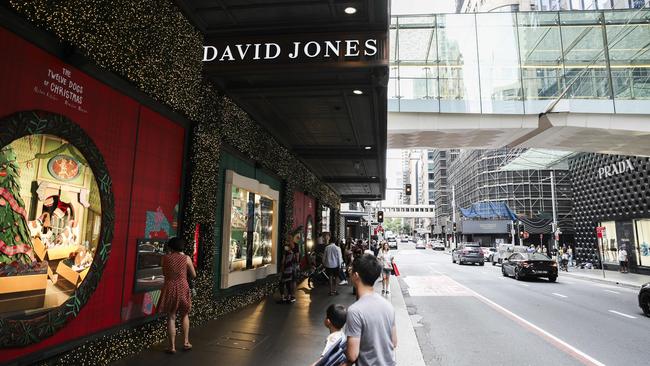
top-left (112, 263), bottom-right (424, 366)
top-left (397, 242), bottom-right (650, 366)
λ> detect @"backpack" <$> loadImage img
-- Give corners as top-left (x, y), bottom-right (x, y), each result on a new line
top-left (315, 337), bottom-right (347, 366)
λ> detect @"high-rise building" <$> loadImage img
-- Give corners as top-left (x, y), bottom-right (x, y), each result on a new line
top-left (457, 0), bottom-right (645, 12)
top-left (428, 149), bottom-right (459, 236)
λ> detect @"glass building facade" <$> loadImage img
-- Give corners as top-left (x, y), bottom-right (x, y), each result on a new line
top-left (389, 8), bottom-right (650, 114)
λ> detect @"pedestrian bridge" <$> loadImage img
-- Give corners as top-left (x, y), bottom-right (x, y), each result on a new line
top-left (382, 205), bottom-right (435, 218)
top-left (387, 8), bottom-right (650, 156)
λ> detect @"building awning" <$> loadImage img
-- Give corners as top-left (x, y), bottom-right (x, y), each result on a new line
top-left (499, 149), bottom-right (574, 171)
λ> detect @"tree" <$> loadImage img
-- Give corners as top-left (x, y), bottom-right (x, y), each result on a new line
top-left (384, 218), bottom-right (403, 234)
top-left (403, 222), bottom-right (412, 235)
top-left (0, 147), bottom-right (33, 265)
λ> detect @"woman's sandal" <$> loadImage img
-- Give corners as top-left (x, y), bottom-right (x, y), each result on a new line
top-left (183, 343), bottom-right (193, 351)
top-left (165, 349), bottom-right (176, 354)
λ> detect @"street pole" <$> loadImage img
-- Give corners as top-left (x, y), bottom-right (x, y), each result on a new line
top-left (550, 170), bottom-right (559, 252)
top-left (452, 185), bottom-right (456, 248)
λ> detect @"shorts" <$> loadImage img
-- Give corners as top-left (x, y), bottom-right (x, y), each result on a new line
top-left (325, 267), bottom-right (339, 278)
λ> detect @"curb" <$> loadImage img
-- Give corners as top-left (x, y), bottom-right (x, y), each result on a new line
top-left (390, 277), bottom-right (426, 366)
top-left (561, 271), bottom-right (643, 290)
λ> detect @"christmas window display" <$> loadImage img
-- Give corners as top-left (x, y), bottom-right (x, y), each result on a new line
top-left (221, 170), bottom-right (279, 289)
top-left (599, 220), bottom-right (619, 265)
top-left (634, 219), bottom-right (650, 267)
top-left (306, 216), bottom-right (314, 252)
top-left (0, 134), bottom-right (101, 318)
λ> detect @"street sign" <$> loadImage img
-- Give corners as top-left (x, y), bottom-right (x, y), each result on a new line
top-left (596, 226), bottom-right (606, 238)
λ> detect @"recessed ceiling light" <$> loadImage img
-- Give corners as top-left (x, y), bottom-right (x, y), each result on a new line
top-left (345, 7), bottom-right (357, 14)
top-left (353, 89), bottom-right (363, 95)
top-left (364, 146), bottom-right (372, 150)
top-left (371, 176), bottom-right (377, 179)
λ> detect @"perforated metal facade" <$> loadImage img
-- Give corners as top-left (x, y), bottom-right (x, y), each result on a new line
top-left (569, 153), bottom-right (650, 272)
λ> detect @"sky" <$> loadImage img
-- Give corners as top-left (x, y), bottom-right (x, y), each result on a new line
top-left (391, 0), bottom-right (457, 15)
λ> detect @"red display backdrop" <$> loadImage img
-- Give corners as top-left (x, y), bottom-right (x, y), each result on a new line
top-left (0, 26), bottom-right (185, 361)
top-left (293, 191), bottom-right (316, 267)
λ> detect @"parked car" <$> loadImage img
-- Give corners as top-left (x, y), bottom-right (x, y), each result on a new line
top-left (431, 240), bottom-right (445, 251)
top-left (415, 239), bottom-right (426, 249)
top-left (639, 283), bottom-right (650, 317)
top-left (387, 236), bottom-right (398, 249)
top-left (452, 243), bottom-right (484, 265)
top-left (501, 252), bottom-right (558, 282)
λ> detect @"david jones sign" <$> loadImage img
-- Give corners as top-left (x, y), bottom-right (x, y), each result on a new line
top-left (202, 39), bottom-right (378, 62)
top-left (598, 159), bottom-right (635, 179)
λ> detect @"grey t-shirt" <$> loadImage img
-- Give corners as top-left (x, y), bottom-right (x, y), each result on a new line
top-left (345, 293), bottom-right (396, 366)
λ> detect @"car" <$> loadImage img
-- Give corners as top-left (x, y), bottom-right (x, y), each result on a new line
top-left (452, 243), bottom-right (484, 265)
top-left (432, 241), bottom-right (445, 251)
top-left (387, 236), bottom-right (398, 249)
top-left (415, 239), bottom-right (426, 249)
top-left (640, 283), bottom-right (650, 317)
top-left (482, 247), bottom-right (497, 260)
top-left (492, 244), bottom-right (528, 266)
top-left (501, 252), bottom-right (558, 282)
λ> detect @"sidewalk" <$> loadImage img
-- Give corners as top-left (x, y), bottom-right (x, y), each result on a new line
top-left (111, 277), bottom-right (425, 366)
top-left (561, 266), bottom-right (649, 289)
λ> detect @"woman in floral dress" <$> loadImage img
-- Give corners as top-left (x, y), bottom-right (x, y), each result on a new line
top-left (158, 237), bottom-right (196, 353)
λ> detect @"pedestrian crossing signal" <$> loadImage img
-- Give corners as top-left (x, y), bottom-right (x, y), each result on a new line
top-left (453, 222), bottom-right (457, 232)
top-left (405, 184), bottom-right (412, 196)
top-left (377, 211), bottom-right (384, 223)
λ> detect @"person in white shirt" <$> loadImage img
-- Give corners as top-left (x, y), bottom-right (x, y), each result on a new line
top-left (311, 304), bottom-right (347, 366)
top-left (323, 238), bottom-right (343, 295)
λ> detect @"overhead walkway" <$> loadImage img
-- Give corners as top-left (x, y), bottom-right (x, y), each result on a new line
top-left (387, 8), bottom-right (650, 156)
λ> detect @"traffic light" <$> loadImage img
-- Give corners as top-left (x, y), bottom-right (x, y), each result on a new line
top-left (377, 210), bottom-right (384, 223)
top-left (405, 184), bottom-right (412, 196)
top-left (453, 222), bottom-right (457, 232)
top-left (518, 224), bottom-right (525, 238)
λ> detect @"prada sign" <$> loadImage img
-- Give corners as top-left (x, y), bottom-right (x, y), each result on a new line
top-left (598, 159), bottom-right (635, 179)
top-left (202, 32), bottom-right (387, 69)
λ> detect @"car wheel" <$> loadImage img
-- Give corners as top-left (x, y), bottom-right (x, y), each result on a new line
top-left (452, 257), bottom-right (456, 263)
top-left (548, 276), bottom-right (557, 283)
top-left (502, 266), bottom-right (508, 277)
top-left (492, 260), bottom-right (496, 266)
top-left (479, 262), bottom-right (484, 266)
top-left (641, 294), bottom-right (650, 317)
top-left (514, 268), bottom-right (522, 281)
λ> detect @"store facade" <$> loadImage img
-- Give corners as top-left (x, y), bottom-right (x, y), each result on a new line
top-left (570, 153), bottom-right (650, 274)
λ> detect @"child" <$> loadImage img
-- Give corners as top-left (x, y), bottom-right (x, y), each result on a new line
top-left (312, 304), bottom-right (347, 366)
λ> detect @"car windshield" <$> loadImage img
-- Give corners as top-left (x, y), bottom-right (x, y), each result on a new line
top-left (527, 253), bottom-right (551, 261)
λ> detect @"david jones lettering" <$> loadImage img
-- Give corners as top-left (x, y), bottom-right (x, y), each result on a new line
top-left (598, 159), bottom-right (634, 178)
top-left (202, 39), bottom-right (378, 62)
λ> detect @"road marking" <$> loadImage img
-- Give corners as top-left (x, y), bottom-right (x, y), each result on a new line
top-left (403, 276), bottom-right (472, 297)
top-left (603, 289), bottom-right (620, 295)
top-left (450, 277), bottom-right (605, 366)
top-left (608, 310), bottom-right (637, 319)
top-left (518, 283), bottom-right (530, 287)
top-left (552, 293), bottom-right (568, 298)
top-left (562, 281), bottom-right (574, 284)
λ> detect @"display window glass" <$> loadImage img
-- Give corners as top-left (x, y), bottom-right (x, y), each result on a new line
top-left (306, 216), bottom-right (314, 252)
top-left (599, 220), bottom-right (619, 265)
top-left (634, 219), bottom-right (650, 267)
top-left (322, 207), bottom-right (331, 233)
top-left (0, 134), bottom-right (101, 318)
top-left (221, 170), bottom-right (279, 288)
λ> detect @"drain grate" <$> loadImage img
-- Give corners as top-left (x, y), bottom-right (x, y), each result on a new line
top-left (210, 330), bottom-right (267, 351)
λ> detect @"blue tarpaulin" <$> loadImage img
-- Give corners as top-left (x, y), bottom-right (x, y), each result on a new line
top-left (460, 202), bottom-right (517, 221)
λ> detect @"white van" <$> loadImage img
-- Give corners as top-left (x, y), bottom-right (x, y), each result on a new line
top-left (492, 244), bottom-right (528, 265)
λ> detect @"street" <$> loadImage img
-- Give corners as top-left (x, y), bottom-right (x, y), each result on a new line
top-left (394, 241), bottom-right (649, 366)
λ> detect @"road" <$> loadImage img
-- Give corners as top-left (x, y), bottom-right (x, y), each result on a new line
top-left (393, 241), bottom-right (648, 366)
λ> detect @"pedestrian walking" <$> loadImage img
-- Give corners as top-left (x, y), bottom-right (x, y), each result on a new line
top-left (377, 242), bottom-right (394, 295)
top-left (567, 247), bottom-right (573, 267)
top-left (619, 246), bottom-right (629, 273)
top-left (338, 239), bottom-right (349, 285)
top-left (311, 304), bottom-right (347, 366)
top-left (323, 237), bottom-right (343, 295)
top-left (158, 237), bottom-right (197, 354)
top-left (279, 237), bottom-right (298, 303)
top-left (343, 253), bottom-right (397, 366)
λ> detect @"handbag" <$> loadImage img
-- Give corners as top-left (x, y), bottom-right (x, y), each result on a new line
top-left (315, 337), bottom-right (347, 366)
top-left (392, 262), bottom-right (400, 277)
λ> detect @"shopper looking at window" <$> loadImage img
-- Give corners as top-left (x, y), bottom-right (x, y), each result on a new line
top-left (158, 237), bottom-right (196, 354)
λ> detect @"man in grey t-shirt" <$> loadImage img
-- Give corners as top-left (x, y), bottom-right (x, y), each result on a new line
top-left (344, 253), bottom-right (397, 366)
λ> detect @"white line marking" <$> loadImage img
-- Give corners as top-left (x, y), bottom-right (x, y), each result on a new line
top-left (608, 310), bottom-right (637, 319)
top-left (454, 279), bottom-right (605, 366)
top-left (552, 293), bottom-right (568, 298)
top-left (603, 289), bottom-right (620, 295)
top-left (519, 283), bottom-right (530, 287)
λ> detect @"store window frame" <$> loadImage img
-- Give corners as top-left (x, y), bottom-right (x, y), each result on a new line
top-left (220, 170), bottom-right (279, 289)
top-left (0, 111), bottom-right (114, 348)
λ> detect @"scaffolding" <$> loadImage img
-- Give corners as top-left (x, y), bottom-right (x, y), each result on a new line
top-left (448, 148), bottom-right (574, 234)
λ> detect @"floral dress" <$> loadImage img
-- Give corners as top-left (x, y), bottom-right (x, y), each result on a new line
top-left (158, 252), bottom-right (191, 316)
